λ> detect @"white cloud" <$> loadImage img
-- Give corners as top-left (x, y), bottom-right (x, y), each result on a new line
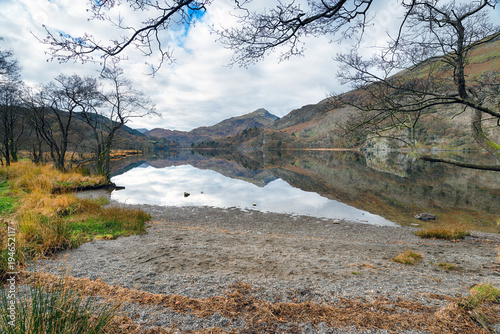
top-left (2, 0), bottom-right (493, 131)
top-left (0, 0), bottom-right (352, 131)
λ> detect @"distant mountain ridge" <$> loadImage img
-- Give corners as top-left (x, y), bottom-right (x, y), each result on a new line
top-left (202, 34), bottom-right (500, 152)
top-left (146, 108), bottom-right (279, 146)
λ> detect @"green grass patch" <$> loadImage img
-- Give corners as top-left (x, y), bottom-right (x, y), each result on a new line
top-left (68, 206), bottom-right (150, 242)
top-left (437, 262), bottom-right (461, 271)
top-left (460, 284), bottom-right (500, 309)
top-left (0, 181), bottom-right (17, 215)
top-left (392, 250), bottom-right (423, 265)
top-left (415, 226), bottom-right (470, 240)
top-left (0, 278), bottom-right (120, 333)
top-left (17, 200), bottom-right (151, 257)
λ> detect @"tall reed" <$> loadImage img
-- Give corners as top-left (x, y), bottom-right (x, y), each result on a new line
top-left (0, 277), bottom-right (120, 334)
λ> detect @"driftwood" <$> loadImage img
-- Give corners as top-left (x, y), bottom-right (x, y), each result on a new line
top-left (51, 183), bottom-right (125, 194)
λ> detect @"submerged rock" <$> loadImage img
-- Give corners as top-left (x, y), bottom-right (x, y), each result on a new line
top-left (414, 213), bottom-right (436, 221)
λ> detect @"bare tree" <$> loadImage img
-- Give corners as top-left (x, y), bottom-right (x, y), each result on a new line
top-left (78, 62), bottom-right (156, 182)
top-left (25, 75), bottom-right (99, 171)
top-left (39, 0), bottom-right (384, 70)
top-left (38, 0), bottom-right (499, 170)
top-left (0, 41), bottom-right (24, 166)
top-left (337, 0), bottom-right (500, 170)
top-left (41, 0), bottom-right (211, 74)
top-left (217, 0), bottom-right (375, 66)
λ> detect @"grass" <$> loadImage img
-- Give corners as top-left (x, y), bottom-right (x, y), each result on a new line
top-left (437, 262), bottom-right (461, 271)
top-left (0, 161), bottom-right (150, 332)
top-left (415, 226), bottom-right (471, 240)
top-left (0, 161), bottom-right (150, 277)
top-left (0, 277), bottom-right (120, 333)
top-left (460, 284), bottom-right (500, 310)
top-left (2, 161), bottom-right (106, 193)
top-left (0, 181), bottom-right (17, 215)
top-left (67, 204), bottom-right (149, 242)
top-left (392, 250), bottom-right (423, 265)
top-left (14, 200), bottom-right (150, 260)
top-left (25, 272), bottom-right (500, 334)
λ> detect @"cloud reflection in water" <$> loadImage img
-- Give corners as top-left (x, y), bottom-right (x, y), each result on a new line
top-left (111, 164), bottom-right (395, 226)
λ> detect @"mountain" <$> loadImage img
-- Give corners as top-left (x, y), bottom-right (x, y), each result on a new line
top-left (218, 34), bottom-right (500, 153)
top-left (146, 108), bottom-right (279, 146)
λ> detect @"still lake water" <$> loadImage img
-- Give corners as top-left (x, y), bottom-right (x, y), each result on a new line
top-left (109, 150), bottom-right (500, 230)
top-left (111, 164), bottom-right (395, 226)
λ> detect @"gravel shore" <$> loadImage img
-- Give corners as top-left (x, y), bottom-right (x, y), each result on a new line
top-left (34, 204), bottom-right (500, 333)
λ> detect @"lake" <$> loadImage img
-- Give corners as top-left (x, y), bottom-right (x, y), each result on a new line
top-left (109, 149), bottom-right (500, 231)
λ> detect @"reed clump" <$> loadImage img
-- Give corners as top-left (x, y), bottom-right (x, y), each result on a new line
top-left (2, 161), bottom-right (105, 194)
top-left (0, 276), bottom-right (120, 334)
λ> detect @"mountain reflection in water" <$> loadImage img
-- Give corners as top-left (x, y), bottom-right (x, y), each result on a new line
top-left (111, 164), bottom-right (395, 226)
top-left (109, 150), bottom-right (500, 231)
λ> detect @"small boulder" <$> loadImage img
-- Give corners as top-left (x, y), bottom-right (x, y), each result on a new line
top-left (184, 192), bottom-right (190, 197)
top-left (414, 213), bottom-right (436, 221)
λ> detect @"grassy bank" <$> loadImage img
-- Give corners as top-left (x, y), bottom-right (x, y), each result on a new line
top-left (0, 161), bottom-right (151, 279)
top-left (0, 161), bottom-right (151, 333)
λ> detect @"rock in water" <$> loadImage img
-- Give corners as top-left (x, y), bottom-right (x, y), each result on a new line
top-left (414, 213), bottom-right (436, 221)
top-left (184, 192), bottom-right (190, 197)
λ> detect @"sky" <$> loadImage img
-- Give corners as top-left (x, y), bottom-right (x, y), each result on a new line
top-left (0, 0), bottom-right (499, 131)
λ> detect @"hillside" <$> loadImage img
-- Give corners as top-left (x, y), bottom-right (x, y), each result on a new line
top-left (219, 35), bottom-right (500, 154)
top-left (146, 108), bottom-right (279, 146)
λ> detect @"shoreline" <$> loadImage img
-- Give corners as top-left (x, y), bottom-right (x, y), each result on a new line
top-left (33, 204), bottom-right (500, 333)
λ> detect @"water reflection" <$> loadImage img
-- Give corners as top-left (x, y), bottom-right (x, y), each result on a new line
top-left (111, 164), bottom-right (396, 226)
top-left (108, 149), bottom-right (499, 231)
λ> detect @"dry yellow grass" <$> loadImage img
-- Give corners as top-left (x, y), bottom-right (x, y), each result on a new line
top-left (1, 161), bottom-right (148, 263)
top-left (18, 191), bottom-right (79, 217)
top-left (1, 161), bottom-right (105, 194)
top-left (17, 212), bottom-right (72, 258)
top-left (392, 250), bottom-right (423, 265)
top-left (20, 271), bottom-right (500, 334)
top-left (415, 226), bottom-right (470, 240)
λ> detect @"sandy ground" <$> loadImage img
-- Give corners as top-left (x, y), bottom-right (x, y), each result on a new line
top-left (31, 203), bottom-right (500, 332)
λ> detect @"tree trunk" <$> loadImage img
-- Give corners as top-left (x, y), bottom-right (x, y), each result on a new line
top-left (420, 155), bottom-right (500, 171)
top-left (471, 108), bottom-right (500, 159)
